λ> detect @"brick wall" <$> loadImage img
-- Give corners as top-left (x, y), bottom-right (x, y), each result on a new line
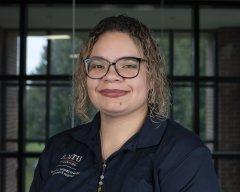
top-left (218, 28), bottom-right (240, 192)
top-left (0, 31), bottom-right (18, 192)
top-left (6, 32), bottom-right (18, 192)
top-left (6, 32), bottom-right (18, 75)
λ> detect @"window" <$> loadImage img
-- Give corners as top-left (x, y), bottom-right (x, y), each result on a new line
top-left (1, 3), bottom-right (240, 192)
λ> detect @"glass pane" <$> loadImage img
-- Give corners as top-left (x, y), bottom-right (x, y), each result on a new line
top-left (153, 32), bottom-right (170, 74)
top-left (5, 86), bottom-right (19, 151)
top-left (50, 32), bottom-right (72, 74)
top-left (0, 158), bottom-right (18, 192)
top-left (0, 82), bottom-right (19, 152)
top-left (75, 7), bottom-right (192, 30)
top-left (6, 32), bottom-right (20, 75)
top-left (200, 8), bottom-right (240, 77)
top-left (28, 6), bottom-right (75, 75)
top-left (218, 83), bottom-right (240, 152)
top-left (218, 159), bottom-right (240, 192)
top-left (0, 6), bottom-right (19, 75)
top-left (25, 158), bottom-right (39, 192)
top-left (173, 84), bottom-right (193, 131)
top-left (28, 6), bottom-right (72, 29)
top-left (75, 31), bottom-right (89, 52)
top-left (200, 8), bottom-right (240, 29)
top-left (50, 33), bottom-right (87, 75)
top-left (26, 142), bottom-right (45, 152)
top-left (205, 143), bottom-right (214, 152)
top-left (50, 86), bottom-right (72, 136)
top-left (26, 85), bottom-right (46, 140)
top-left (218, 28), bottom-right (240, 77)
top-left (174, 33), bottom-right (193, 76)
top-left (199, 87), bottom-right (215, 141)
top-left (200, 33), bottom-right (215, 76)
top-left (27, 34), bottom-right (48, 75)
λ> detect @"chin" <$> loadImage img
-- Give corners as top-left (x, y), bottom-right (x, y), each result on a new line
top-left (99, 108), bottom-right (128, 117)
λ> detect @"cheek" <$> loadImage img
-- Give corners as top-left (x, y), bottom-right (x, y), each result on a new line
top-left (132, 75), bottom-right (149, 100)
top-left (140, 83), bottom-right (149, 100)
top-left (86, 79), bottom-right (97, 99)
top-left (138, 70), bottom-right (150, 94)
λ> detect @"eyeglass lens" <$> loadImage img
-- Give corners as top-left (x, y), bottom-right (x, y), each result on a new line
top-left (86, 57), bottom-right (140, 78)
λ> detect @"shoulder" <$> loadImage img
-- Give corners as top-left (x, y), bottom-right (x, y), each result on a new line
top-left (43, 121), bottom-right (92, 154)
top-left (163, 118), bottom-right (205, 153)
top-left (155, 119), bottom-right (219, 191)
top-left (155, 118), bottom-right (211, 174)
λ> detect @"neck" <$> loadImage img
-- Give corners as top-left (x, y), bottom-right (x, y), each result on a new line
top-left (99, 107), bottom-right (148, 160)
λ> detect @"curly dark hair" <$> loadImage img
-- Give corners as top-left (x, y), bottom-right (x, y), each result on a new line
top-left (73, 15), bottom-right (170, 122)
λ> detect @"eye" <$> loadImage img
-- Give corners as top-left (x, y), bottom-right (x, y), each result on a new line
top-left (92, 64), bottom-right (104, 69)
top-left (89, 62), bottom-right (105, 70)
top-left (117, 58), bottom-right (139, 69)
top-left (122, 64), bottom-right (138, 68)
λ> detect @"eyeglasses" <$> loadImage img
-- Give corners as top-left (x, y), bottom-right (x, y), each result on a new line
top-left (83, 56), bottom-right (147, 79)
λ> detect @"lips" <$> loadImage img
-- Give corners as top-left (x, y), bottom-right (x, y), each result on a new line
top-left (99, 89), bottom-right (129, 98)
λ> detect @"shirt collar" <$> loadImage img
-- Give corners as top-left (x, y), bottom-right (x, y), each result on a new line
top-left (128, 113), bottom-right (168, 150)
top-left (71, 112), bottom-right (168, 151)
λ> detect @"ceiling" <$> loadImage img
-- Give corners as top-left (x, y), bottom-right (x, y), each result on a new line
top-left (0, 6), bottom-right (240, 30)
top-left (1, 0), bottom-right (240, 5)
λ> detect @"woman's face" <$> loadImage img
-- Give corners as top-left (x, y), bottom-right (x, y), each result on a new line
top-left (87, 32), bottom-right (149, 117)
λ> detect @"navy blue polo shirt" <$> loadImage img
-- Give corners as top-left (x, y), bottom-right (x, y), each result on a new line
top-left (30, 112), bottom-right (220, 192)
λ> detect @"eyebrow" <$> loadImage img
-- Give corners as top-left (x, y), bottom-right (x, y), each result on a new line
top-left (88, 55), bottom-right (144, 62)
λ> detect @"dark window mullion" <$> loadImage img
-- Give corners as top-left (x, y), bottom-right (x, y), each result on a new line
top-left (213, 30), bottom-right (219, 173)
top-left (0, 30), bottom-right (7, 190)
top-left (46, 31), bottom-right (51, 140)
top-left (0, 84), bottom-right (6, 192)
top-left (6, 138), bottom-right (46, 143)
top-left (192, 5), bottom-right (200, 135)
top-left (1, 30), bottom-right (7, 74)
top-left (18, 1), bottom-right (28, 192)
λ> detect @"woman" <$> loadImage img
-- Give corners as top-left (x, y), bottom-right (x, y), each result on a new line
top-left (30, 15), bottom-right (220, 192)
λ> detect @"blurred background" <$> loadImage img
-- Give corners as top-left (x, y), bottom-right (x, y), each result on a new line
top-left (0, 0), bottom-right (240, 192)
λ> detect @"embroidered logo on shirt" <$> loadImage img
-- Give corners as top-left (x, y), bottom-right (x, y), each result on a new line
top-left (50, 153), bottom-right (83, 178)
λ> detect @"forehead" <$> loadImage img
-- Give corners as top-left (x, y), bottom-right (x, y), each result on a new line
top-left (90, 32), bottom-right (143, 59)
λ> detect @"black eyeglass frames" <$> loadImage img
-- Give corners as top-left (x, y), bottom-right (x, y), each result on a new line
top-left (83, 56), bottom-right (147, 79)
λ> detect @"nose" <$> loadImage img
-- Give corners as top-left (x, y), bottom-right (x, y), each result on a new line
top-left (101, 65), bottom-right (123, 82)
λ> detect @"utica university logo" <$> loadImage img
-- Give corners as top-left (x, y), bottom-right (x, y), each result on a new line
top-left (51, 153), bottom-right (83, 177)
top-left (59, 153), bottom-right (83, 167)
top-left (61, 154), bottom-right (83, 162)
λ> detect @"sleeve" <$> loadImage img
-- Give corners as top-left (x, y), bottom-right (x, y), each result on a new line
top-left (29, 139), bottom-right (53, 192)
top-left (160, 147), bottom-right (220, 192)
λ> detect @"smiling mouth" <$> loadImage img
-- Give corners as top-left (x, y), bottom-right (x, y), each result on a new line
top-left (99, 89), bottom-right (129, 98)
